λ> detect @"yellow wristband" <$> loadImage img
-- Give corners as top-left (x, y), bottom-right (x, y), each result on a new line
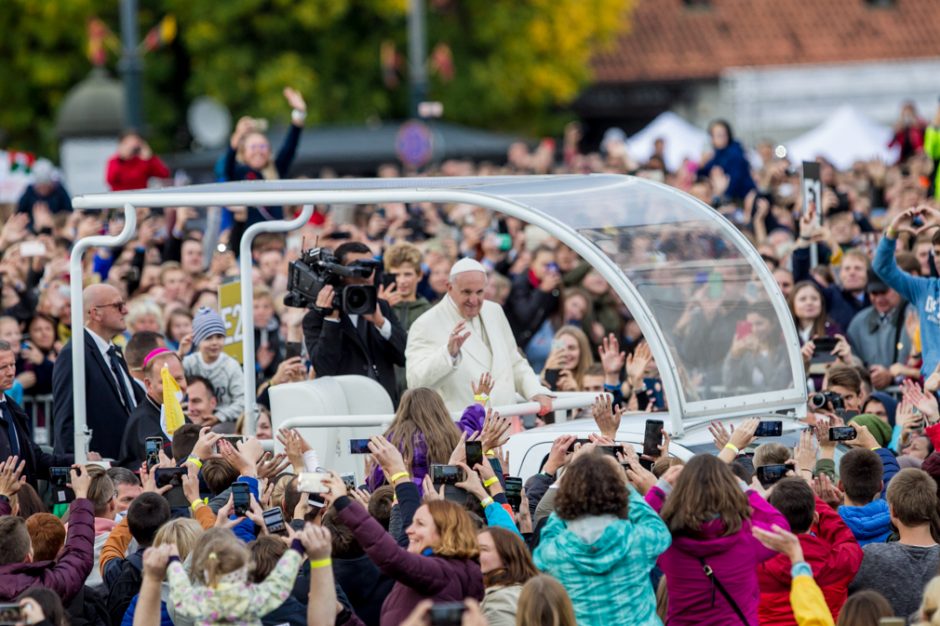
top-left (190, 499), bottom-right (204, 512)
top-left (480, 497), bottom-right (494, 508)
top-left (724, 442), bottom-right (740, 455)
top-left (309, 557), bottom-right (332, 569)
top-left (886, 226), bottom-right (897, 239)
top-left (483, 476), bottom-right (499, 488)
top-left (389, 471), bottom-right (410, 484)
top-left (474, 393), bottom-right (489, 404)
top-left (870, 446), bottom-right (881, 451)
top-left (485, 450), bottom-right (496, 458)
top-left (186, 456), bottom-right (203, 469)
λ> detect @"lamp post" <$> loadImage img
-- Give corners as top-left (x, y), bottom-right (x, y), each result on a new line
top-left (119, 0), bottom-right (143, 129)
top-left (407, 0), bottom-right (427, 119)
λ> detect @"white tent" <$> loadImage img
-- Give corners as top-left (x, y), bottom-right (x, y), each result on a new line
top-left (785, 105), bottom-right (899, 170)
top-left (626, 111), bottom-right (708, 171)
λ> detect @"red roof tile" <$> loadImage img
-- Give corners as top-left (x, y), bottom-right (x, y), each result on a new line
top-left (592, 0), bottom-right (940, 83)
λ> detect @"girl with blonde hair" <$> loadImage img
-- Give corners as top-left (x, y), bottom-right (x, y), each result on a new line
top-left (166, 528), bottom-right (304, 626)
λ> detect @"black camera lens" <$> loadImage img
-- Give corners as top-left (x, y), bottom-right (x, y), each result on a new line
top-left (809, 393), bottom-right (826, 409)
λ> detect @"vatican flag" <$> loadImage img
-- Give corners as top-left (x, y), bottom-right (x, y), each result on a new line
top-left (159, 364), bottom-right (186, 440)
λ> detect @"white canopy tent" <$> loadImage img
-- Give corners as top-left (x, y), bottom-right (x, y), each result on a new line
top-left (70, 175), bottom-right (807, 461)
top-left (785, 105), bottom-right (899, 170)
top-left (626, 112), bottom-right (709, 171)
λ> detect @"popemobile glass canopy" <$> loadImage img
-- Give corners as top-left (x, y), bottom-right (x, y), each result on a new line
top-left (73, 174), bottom-right (807, 436)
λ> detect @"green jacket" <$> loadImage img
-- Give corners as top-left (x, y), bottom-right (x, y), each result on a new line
top-left (392, 298), bottom-right (433, 332)
top-left (925, 126), bottom-right (940, 196)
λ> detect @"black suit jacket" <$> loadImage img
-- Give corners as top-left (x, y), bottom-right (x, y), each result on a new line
top-left (302, 300), bottom-right (407, 405)
top-left (0, 397), bottom-right (72, 487)
top-left (52, 330), bottom-right (146, 459)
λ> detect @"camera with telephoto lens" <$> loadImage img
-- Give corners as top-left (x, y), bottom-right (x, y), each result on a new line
top-left (284, 246), bottom-right (379, 315)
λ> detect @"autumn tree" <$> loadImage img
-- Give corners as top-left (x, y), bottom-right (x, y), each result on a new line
top-left (1, 0), bottom-right (631, 156)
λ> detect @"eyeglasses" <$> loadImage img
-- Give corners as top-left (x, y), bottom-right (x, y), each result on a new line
top-left (95, 301), bottom-right (127, 311)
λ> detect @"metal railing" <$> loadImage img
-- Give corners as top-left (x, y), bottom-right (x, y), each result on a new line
top-left (261, 392), bottom-right (599, 452)
top-left (22, 394), bottom-right (54, 447)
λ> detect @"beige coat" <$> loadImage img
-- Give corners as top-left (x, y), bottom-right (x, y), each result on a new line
top-left (481, 584), bottom-right (523, 626)
top-left (405, 296), bottom-right (549, 412)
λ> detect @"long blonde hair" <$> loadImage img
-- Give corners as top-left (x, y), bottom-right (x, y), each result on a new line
top-left (154, 518), bottom-right (203, 562)
top-left (916, 577), bottom-right (940, 625)
top-left (552, 325), bottom-right (593, 388)
top-left (380, 388), bottom-right (461, 470)
top-left (188, 528), bottom-right (250, 589)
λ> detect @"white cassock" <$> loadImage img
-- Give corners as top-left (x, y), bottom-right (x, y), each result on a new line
top-left (405, 295), bottom-right (550, 412)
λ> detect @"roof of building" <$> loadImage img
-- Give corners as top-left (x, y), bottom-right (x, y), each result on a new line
top-left (591, 0), bottom-right (940, 83)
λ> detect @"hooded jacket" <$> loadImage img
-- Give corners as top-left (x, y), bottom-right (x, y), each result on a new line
top-left (757, 497), bottom-right (863, 625)
top-left (838, 499), bottom-right (892, 546)
top-left (534, 487), bottom-right (670, 626)
top-left (335, 496), bottom-right (484, 626)
top-left (0, 498), bottom-right (95, 602)
top-left (646, 486), bottom-right (788, 626)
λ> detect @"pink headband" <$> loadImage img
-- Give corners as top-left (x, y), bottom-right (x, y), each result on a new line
top-left (142, 347), bottom-right (172, 369)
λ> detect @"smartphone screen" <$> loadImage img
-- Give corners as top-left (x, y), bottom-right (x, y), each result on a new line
top-left (643, 420), bottom-right (664, 457)
top-left (0, 604), bottom-right (24, 625)
top-left (504, 477), bottom-right (522, 511)
top-left (431, 464), bottom-right (461, 485)
top-left (756, 464), bottom-right (788, 487)
top-left (49, 467), bottom-right (73, 504)
top-left (829, 426), bottom-right (858, 442)
top-left (262, 507), bottom-right (287, 535)
top-left (349, 439), bottom-right (371, 454)
top-left (465, 441), bottom-right (483, 469)
top-left (754, 421), bottom-right (783, 438)
top-left (145, 437), bottom-right (163, 468)
top-left (231, 483), bottom-right (250, 516)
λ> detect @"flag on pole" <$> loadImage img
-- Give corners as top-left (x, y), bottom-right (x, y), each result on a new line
top-left (160, 364), bottom-right (186, 440)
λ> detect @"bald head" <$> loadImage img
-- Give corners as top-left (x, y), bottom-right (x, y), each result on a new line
top-left (84, 284), bottom-right (127, 339)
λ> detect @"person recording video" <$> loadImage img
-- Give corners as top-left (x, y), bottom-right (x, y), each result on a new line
top-left (301, 242), bottom-right (407, 404)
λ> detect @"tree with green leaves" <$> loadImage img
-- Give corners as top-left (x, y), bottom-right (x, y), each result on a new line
top-left (0, 0), bottom-right (632, 157)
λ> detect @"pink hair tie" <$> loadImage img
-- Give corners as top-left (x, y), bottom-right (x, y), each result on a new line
top-left (142, 347), bottom-right (172, 369)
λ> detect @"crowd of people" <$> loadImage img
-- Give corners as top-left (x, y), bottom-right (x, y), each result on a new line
top-left (2, 91), bottom-right (940, 625)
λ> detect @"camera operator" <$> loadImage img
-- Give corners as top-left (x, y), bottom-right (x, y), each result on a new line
top-left (302, 242), bottom-right (407, 404)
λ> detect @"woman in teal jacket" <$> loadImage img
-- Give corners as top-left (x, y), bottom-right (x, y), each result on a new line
top-left (533, 449), bottom-right (671, 626)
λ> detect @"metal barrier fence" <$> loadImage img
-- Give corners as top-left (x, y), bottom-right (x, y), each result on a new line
top-left (22, 394), bottom-right (54, 447)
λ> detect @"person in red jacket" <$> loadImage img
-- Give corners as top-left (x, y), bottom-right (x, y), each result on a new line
top-left (106, 130), bottom-right (170, 191)
top-left (758, 477), bottom-right (863, 624)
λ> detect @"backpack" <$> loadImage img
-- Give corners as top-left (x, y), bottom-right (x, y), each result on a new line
top-left (107, 552), bottom-right (144, 626)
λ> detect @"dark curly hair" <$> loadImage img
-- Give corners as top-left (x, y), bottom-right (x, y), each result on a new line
top-left (555, 452), bottom-right (628, 520)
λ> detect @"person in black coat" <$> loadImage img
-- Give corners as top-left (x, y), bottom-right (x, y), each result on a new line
top-left (0, 340), bottom-right (72, 486)
top-left (52, 285), bottom-right (145, 460)
top-left (505, 246), bottom-right (561, 347)
top-left (302, 243), bottom-right (407, 405)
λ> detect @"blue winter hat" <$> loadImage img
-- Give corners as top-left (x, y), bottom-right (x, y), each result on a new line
top-left (192, 307), bottom-right (226, 347)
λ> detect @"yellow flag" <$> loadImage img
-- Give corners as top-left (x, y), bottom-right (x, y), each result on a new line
top-left (161, 364), bottom-right (185, 438)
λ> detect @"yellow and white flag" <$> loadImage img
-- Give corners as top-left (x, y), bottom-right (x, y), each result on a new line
top-left (159, 364), bottom-right (186, 440)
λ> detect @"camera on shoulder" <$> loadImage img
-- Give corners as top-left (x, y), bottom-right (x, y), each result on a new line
top-left (284, 246), bottom-right (378, 315)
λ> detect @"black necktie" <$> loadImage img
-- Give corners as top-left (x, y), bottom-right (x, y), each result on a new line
top-left (107, 345), bottom-right (135, 411)
top-left (0, 401), bottom-right (20, 458)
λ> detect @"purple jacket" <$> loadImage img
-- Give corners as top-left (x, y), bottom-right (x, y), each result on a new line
top-left (0, 498), bottom-right (95, 602)
top-left (646, 486), bottom-right (788, 626)
top-left (367, 404), bottom-right (485, 491)
top-left (335, 497), bottom-right (484, 626)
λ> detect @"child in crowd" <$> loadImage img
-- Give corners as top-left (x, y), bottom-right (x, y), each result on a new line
top-left (183, 307), bottom-right (244, 429)
top-left (166, 527), bottom-right (304, 626)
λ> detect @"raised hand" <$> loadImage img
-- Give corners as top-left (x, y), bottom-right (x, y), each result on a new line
top-left (480, 409), bottom-right (511, 452)
top-left (471, 372), bottom-right (495, 398)
top-left (0, 456), bottom-right (26, 497)
top-left (283, 87), bottom-right (307, 112)
top-left (598, 333), bottom-right (626, 378)
top-left (368, 435), bottom-right (408, 480)
top-left (626, 342), bottom-right (652, 386)
top-left (591, 393), bottom-right (622, 440)
top-left (447, 321), bottom-right (471, 358)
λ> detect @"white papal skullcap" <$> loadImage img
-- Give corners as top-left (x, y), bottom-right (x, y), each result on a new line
top-left (449, 257), bottom-right (487, 280)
